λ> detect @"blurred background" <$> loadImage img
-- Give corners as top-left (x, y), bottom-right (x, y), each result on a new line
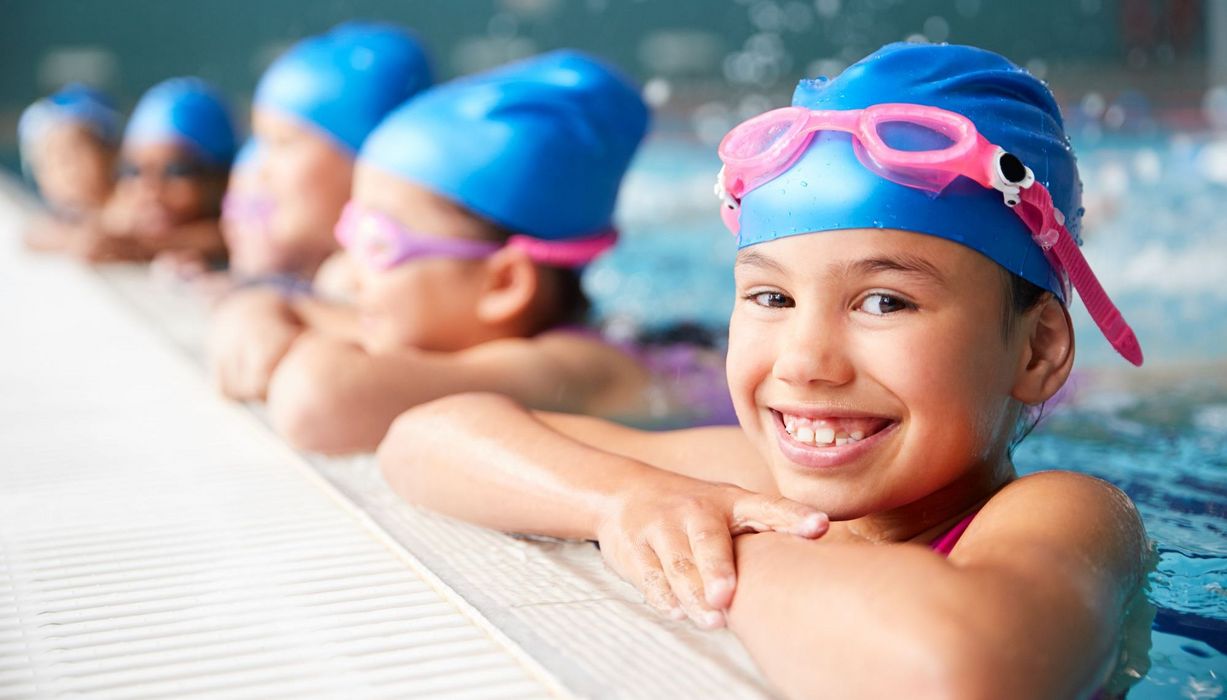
top-left (2, 1), bottom-right (1225, 697)
top-left (0, 0), bottom-right (1215, 134)
top-left (2, 0), bottom-right (1224, 362)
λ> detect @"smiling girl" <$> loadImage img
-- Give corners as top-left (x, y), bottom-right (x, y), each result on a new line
top-left (376, 43), bottom-right (1151, 698)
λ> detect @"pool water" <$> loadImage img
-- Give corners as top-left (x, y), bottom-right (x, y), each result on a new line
top-left (595, 123), bottom-right (1227, 697)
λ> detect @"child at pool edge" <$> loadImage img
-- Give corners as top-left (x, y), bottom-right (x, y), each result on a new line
top-left (208, 20), bottom-right (433, 396)
top-left (62, 78), bottom-right (235, 266)
top-left (223, 21), bottom-right (431, 289)
top-left (374, 43), bottom-right (1152, 699)
top-left (18, 84), bottom-right (120, 249)
top-left (244, 51), bottom-right (717, 454)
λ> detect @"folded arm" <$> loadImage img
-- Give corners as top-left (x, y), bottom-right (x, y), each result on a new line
top-left (75, 218), bottom-right (227, 264)
top-left (375, 392), bottom-right (821, 627)
top-left (726, 471), bottom-right (1148, 699)
top-left (266, 332), bottom-right (650, 454)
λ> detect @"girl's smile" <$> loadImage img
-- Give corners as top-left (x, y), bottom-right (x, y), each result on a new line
top-left (770, 406), bottom-right (900, 470)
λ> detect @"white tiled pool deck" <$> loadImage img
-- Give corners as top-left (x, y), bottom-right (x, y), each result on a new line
top-left (0, 178), bottom-right (773, 699)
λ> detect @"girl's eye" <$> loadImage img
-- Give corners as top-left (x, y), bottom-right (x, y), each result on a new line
top-left (858, 293), bottom-right (912, 315)
top-left (749, 291), bottom-right (794, 308)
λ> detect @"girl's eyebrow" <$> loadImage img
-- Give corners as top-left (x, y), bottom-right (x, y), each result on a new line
top-left (735, 248), bottom-right (948, 287)
top-left (734, 249), bottom-right (785, 273)
top-left (842, 254), bottom-right (949, 287)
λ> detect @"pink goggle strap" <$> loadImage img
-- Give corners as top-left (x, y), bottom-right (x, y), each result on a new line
top-left (1016, 185), bottom-right (1143, 366)
top-left (336, 203), bottom-right (616, 270)
top-left (507, 229), bottom-right (618, 268)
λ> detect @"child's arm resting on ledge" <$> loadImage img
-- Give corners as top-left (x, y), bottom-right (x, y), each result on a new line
top-left (726, 471), bottom-right (1148, 699)
top-left (376, 392), bottom-right (826, 627)
top-left (266, 333), bottom-right (597, 454)
top-left (265, 330), bottom-right (643, 454)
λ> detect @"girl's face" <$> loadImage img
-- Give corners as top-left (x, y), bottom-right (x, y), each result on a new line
top-left (348, 164), bottom-right (498, 355)
top-left (728, 229), bottom-right (1025, 521)
top-left (34, 123), bottom-right (114, 214)
top-left (252, 109), bottom-right (354, 275)
top-left (112, 141), bottom-right (224, 235)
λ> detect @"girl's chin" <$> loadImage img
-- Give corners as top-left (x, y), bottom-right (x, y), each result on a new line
top-left (766, 479), bottom-right (881, 523)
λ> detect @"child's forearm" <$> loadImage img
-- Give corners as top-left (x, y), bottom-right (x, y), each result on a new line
top-left (377, 393), bottom-right (669, 540)
top-left (727, 533), bottom-right (1112, 700)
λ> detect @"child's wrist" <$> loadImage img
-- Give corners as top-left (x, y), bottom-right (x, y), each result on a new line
top-left (590, 458), bottom-right (683, 539)
top-left (587, 455), bottom-right (643, 537)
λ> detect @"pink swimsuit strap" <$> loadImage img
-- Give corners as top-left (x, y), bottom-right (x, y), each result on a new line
top-left (929, 510), bottom-right (979, 557)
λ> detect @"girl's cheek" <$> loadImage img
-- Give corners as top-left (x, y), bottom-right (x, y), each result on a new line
top-left (726, 314), bottom-right (772, 399)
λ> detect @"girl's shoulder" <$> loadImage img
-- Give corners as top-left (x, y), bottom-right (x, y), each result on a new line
top-left (986, 470), bottom-right (1140, 526)
top-left (957, 470), bottom-right (1149, 579)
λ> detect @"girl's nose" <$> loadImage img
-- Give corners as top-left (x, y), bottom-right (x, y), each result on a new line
top-left (771, 312), bottom-right (854, 388)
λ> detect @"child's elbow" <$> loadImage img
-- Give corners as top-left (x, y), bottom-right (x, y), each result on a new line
top-left (908, 645), bottom-right (1000, 700)
top-left (888, 617), bottom-right (1010, 700)
top-left (375, 401), bottom-right (453, 505)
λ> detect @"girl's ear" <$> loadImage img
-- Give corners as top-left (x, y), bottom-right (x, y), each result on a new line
top-left (474, 245), bottom-right (540, 327)
top-left (1012, 295), bottom-right (1075, 405)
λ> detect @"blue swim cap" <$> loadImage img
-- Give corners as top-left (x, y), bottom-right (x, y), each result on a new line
top-left (737, 42), bottom-right (1080, 300)
top-left (18, 84), bottom-right (121, 167)
top-left (124, 77), bottom-right (237, 167)
top-left (359, 49), bottom-right (650, 242)
top-left (254, 21), bottom-right (433, 154)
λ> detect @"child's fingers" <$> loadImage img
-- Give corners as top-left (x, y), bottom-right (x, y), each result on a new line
top-left (649, 530), bottom-right (725, 629)
top-left (731, 494), bottom-right (829, 538)
top-left (630, 543), bottom-right (684, 620)
top-left (685, 522), bottom-right (737, 610)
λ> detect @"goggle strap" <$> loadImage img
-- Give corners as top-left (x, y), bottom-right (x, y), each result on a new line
top-left (1051, 233), bottom-right (1144, 366)
top-left (507, 229), bottom-right (618, 268)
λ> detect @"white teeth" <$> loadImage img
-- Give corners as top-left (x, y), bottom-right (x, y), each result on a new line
top-left (782, 413), bottom-right (874, 447)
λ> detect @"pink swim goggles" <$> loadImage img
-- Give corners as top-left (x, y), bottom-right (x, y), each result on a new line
top-left (715, 102), bottom-right (1143, 366)
top-left (334, 201), bottom-right (617, 271)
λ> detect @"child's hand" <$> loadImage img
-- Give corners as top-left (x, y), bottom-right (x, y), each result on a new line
top-left (596, 474), bottom-right (827, 629)
top-left (209, 289), bottom-right (303, 401)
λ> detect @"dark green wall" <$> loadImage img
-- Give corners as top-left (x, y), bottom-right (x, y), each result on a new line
top-left (0, 0), bottom-right (1206, 171)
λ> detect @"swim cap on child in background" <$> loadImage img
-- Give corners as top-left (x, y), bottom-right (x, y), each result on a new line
top-left (18, 84), bottom-right (122, 171)
top-left (253, 21), bottom-right (433, 153)
top-left (359, 49), bottom-right (649, 252)
top-left (718, 42), bottom-right (1142, 364)
top-left (124, 77), bottom-right (237, 167)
